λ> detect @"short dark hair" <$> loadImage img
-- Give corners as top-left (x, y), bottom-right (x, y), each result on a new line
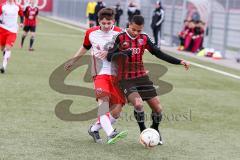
top-left (98, 8), bottom-right (115, 20)
top-left (131, 15), bottom-right (144, 25)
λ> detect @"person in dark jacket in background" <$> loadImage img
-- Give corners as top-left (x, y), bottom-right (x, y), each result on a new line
top-left (127, 2), bottom-right (141, 27)
top-left (114, 3), bottom-right (123, 27)
top-left (151, 1), bottom-right (165, 46)
top-left (94, 0), bottom-right (106, 26)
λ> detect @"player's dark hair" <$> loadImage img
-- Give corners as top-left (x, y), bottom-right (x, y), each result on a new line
top-left (131, 15), bottom-right (145, 25)
top-left (98, 8), bottom-right (115, 20)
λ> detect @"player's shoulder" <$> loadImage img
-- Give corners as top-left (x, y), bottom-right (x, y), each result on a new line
top-left (140, 32), bottom-right (154, 43)
top-left (112, 26), bottom-right (122, 32)
top-left (140, 32), bottom-right (150, 38)
top-left (15, 3), bottom-right (23, 10)
top-left (114, 30), bottom-right (127, 41)
top-left (86, 26), bottom-right (100, 34)
top-left (0, 2), bottom-right (7, 7)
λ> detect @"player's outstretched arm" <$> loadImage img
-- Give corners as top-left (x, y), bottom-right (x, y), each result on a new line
top-left (146, 35), bottom-right (190, 70)
top-left (64, 46), bottom-right (88, 71)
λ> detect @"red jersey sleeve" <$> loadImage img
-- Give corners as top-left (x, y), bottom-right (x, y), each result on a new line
top-left (82, 26), bottom-right (99, 50)
top-left (18, 5), bottom-right (24, 17)
top-left (83, 29), bottom-right (92, 50)
top-left (113, 26), bottom-right (122, 32)
top-left (0, 5), bottom-right (3, 15)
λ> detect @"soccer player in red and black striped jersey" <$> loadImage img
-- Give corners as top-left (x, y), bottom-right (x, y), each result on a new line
top-left (20, 0), bottom-right (38, 51)
top-left (107, 15), bottom-right (190, 145)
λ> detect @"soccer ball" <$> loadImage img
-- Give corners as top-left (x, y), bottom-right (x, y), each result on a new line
top-left (139, 128), bottom-right (160, 148)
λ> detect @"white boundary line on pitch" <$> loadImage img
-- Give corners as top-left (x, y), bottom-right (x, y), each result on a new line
top-left (39, 16), bottom-right (240, 81)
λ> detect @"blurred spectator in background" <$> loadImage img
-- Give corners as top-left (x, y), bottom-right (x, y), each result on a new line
top-left (94, 0), bottom-right (106, 26)
top-left (151, 1), bottom-right (165, 46)
top-left (178, 19), bottom-right (190, 51)
top-left (179, 19), bottom-right (205, 53)
top-left (191, 11), bottom-right (200, 22)
top-left (184, 20), bottom-right (195, 51)
top-left (114, 2), bottom-right (123, 27)
top-left (127, 1), bottom-right (141, 27)
top-left (86, 0), bottom-right (97, 28)
top-left (191, 20), bottom-right (205, 52)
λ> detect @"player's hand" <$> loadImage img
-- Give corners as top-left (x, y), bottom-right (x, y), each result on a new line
top-left (64, 59), bottom-right (75, 71)
top-left (20, 23), bottom-right (24, 28)
top-left (181, 60), bottom-right (190, 71)
top-left (95, 51), bottom-right (108, 60)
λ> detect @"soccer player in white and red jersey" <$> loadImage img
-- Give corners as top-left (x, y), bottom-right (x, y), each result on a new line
top-left (20, 0), bottom-right (39, 51)
top-left (64, 8), bottom-right (127, 144)
top-left (0, 0), bottom-right (24, 74)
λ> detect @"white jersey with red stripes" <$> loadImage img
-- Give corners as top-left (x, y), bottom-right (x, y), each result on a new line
top-left (83, 26), bottom-right (122, 76)
top-left (0, 2), bottom-right (23, 33)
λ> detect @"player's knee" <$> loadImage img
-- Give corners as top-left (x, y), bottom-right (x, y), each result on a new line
top-left (110, 106), bottom-right (122, 119)
top-left (111, 112), bottom-right (121, 119)
top-left (154, 106), bottom-right (162, 114)
top-left (134, 102), bottom-right (144, 111)
top-left (99, 96), bottom-right (109, 102)
top-left (152, 102), bottom-right (163, 113)
top-left (4, 47), bottom-right (11, 51)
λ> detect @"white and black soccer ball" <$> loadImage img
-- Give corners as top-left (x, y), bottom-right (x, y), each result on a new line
top-left (139, 128), bottom-right (160, 148)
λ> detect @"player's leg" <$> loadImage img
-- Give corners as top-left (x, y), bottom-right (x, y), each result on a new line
top-left (89, 75), bottom-right (125, 144)
top-left (128, 92), bottom-right (146, 132)
top-left (89, 105), bottom-right (120, 133)
top-left (106, 80), bottom-right (127, 144)
top-left (119, 79), bottom-right (146, 132)
top-left (106, 104), bottom-right (127, 144)
top-left (0, 46), bottom-right (5, 73)
top-left (89, 103), bottom-right (125, 144)
top-left (0, 28), bottom-right (6, 73)
top-left (91, 104), bottom-right (122, 130)
top-left (1, 45), bottom-right (12, 73)
top-left (88, 96), bottom-right (112, 143)
top-left (29, 27), bottom-right (36, 51)
top-left (21, 26), bottom-right (29, 48)
top-left (146, 96), bottom-right (163, 145)
top-left (0, 29), bottom-right (5, 51)
top-left (152, 27), bottom-right (159, 45)
top-left (1, 31), bottom-right (16, 73)
top-left (90, 76), bottom-right (127, 144)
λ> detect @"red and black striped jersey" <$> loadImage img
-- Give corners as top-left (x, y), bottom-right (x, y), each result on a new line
top-left (24, 6), bottom-right (38, 26)
top-left (108, 29), bottom-right (181, 80)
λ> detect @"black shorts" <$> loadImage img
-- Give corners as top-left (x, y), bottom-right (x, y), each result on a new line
top-left (119, 75), bottom-right (157, 101)
top-left (88, 14), bottom-right (95, 21)
top-left (23, 26), bottom-right (36, 32)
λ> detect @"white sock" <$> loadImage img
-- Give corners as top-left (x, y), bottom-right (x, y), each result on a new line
top-left (91, 113), bottom-right (117, 132)
top-left (99, 114), bottom-right (114, 136)
top-left (91, 122), bottom-right (101, 132)
top-left (2, 50), bottom-right (11, 69)
top-left (109, 114), bottom-right (117, 124)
